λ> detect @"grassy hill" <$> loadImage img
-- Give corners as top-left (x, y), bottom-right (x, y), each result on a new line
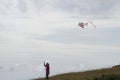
top-left (33, 65), bottom-right (120, 80)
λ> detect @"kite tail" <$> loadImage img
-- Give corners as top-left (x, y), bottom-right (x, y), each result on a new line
top-left (87, 21), bottom-right (96, 28)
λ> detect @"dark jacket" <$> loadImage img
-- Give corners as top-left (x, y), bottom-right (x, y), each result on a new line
top-left (44, 63), bottom-right (50, 74)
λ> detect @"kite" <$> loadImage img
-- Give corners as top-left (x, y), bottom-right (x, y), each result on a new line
top-left (78, 21), bottom-right (96, 28)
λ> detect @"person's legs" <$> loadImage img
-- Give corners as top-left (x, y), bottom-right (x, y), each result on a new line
top-left (46, 73), bottom-right (49, 79)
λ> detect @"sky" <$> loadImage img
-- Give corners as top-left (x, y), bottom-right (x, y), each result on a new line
top-left (0, 0), bottom-right (120, 80)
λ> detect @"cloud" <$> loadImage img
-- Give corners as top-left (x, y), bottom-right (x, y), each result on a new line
top-left (0, 0), bottom-right (120, 57)
top-left (0, 15), bottom-right (120, 56)
top-left (53, 0), bottom-right (120, 17)
top-left (0, 0), bottom-right (120, 18)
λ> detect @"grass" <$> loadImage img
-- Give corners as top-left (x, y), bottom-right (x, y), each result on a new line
top-left (33, 65), bottom-right (120, 80)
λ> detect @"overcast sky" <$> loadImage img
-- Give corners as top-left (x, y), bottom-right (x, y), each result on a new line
top-left (0, 0), bottom-right (120, 54)
top-left (0, 0), bottom-right (120, 79)
top-left (0, 0), bottom-right (120, 17)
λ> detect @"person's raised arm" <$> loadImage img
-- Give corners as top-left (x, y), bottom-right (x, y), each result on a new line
top-left (44, 62), bottom-right (46, 67)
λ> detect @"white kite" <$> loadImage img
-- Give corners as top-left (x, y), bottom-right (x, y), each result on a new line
top-left (78, 21), bottom-right (96, 28)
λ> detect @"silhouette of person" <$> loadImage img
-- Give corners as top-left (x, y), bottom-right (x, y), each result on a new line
top-left (44, 62), bottom-right (50, 79)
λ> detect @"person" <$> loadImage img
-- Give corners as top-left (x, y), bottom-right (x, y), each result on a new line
top-left (44, 62), bottom-right (50, 79)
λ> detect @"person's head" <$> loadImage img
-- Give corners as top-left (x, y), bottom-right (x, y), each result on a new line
top-left (46, 63), bottom-right (49, 66)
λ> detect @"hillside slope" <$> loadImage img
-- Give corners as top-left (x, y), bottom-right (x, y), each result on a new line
top-left (33, 65), bottom-right (120, 80)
